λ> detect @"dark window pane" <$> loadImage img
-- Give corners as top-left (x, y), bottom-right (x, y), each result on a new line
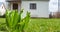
top-left (30, 3), bottom-right (36, 9)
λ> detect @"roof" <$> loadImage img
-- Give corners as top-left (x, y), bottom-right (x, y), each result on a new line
top-left (0, 2), bottom-right (3, 6)
top-left (6, 0), bottom-right (49, 2)
top-left (6, 0), bottom-right (21, 2)
top-left (22, 0), bottom-right (49, 1)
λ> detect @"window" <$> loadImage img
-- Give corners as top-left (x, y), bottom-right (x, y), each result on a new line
top-left (30, 3), bottom-right (36, 9)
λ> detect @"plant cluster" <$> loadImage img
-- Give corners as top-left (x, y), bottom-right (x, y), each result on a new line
top-left (0, 9), bottom-right (30, 32)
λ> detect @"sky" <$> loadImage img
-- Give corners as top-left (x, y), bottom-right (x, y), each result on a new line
top-left (0, 0), bottom-right (58, 12)
top-left (0, 0), bottom-right (5, 2)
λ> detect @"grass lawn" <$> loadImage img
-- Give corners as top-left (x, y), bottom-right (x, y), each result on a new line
top-left (0, 18), bottom-right (60, 32)
top-left (0, 18), bottom-right (5, 24)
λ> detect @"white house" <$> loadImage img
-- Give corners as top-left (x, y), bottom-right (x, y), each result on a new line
top-left (0, 2), bottom-right (6, 16)
top-left (6, 0), bottom-right (49, 18)
top-left (58, 0), bottom-right (60, 11)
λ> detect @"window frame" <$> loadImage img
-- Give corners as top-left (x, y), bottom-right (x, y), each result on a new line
top-left (30, 3), bottom-right (36, 10)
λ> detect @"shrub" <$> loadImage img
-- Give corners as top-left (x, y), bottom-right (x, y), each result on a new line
top-left (52, 12), bottom-right (60, 18)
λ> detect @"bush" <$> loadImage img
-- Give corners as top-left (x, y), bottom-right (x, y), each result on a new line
top-left (52, 12), bottom-right (60, 18)
top-left (49, 13), bottom-right (52, 18)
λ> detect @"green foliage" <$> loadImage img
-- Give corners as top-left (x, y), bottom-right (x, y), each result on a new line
top-left (1, 18), bottom-right (60, 32)
top-left (4, 9), bottom-right (30, 32)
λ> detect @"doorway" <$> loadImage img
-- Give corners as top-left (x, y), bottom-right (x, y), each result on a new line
top-left (13, 3), bottom-right (18, 10)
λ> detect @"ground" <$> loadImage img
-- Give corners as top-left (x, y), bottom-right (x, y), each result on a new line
top-left (0, 18), bottom-right (5, 23)
top-left (0, 18), bottom-right (60, 32)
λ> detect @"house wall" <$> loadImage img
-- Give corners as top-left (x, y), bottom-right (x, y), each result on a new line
top-left (21, 1), bottom-right (49, 18)
top-left (7, 2), bottom-right (21, 11)
top-left (0, 4), bottom-right (6, 16)
top-left (58, 0), bottom-right (60, 12)
top-left (0, 7), bottom-right (2, 15)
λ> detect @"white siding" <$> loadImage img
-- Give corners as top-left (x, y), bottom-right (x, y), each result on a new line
top-left (0, 4), bottom-right (6, 16)
top-left (58, 0), bottom-right (60, 12)
top-left (18, 3), bottom-right (21, 11)
top-left (7, 2), bottom-right (21, 11)
top-left (21, 1), bottom-right (49, 18)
